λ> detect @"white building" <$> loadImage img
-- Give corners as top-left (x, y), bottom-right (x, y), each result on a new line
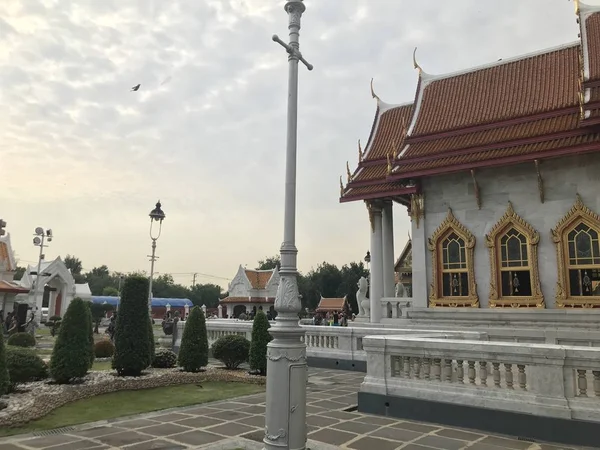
top-left (220, 265), bottom-right (279, 318)
top-left (0, 234), bottom-right (30, 313)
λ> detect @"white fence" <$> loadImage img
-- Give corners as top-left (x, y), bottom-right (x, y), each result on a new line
top-left (361, 334), bottom-right (600, 422)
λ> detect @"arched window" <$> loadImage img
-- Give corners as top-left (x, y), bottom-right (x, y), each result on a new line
top-left (428, 208), bottom-right (479, 307)
top-left (485, 202), bottom-right (544, 308)
top-left (552, 195), bottom-right (600, 307)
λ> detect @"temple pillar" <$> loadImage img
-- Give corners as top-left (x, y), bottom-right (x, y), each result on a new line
top-left (369, 202), bottom-right (383, 323)
top-left (382, 200), bottom-right (395, 298)
top-left (410, 208), bottom-right (428, 307)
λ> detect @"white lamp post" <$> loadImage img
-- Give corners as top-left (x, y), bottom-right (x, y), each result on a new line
top-left (264, 2), bottom-right (312, 449)
top-left (148, 201), bottom-right (166, 317)
top-left (32, 227), bottom-right (52, 322)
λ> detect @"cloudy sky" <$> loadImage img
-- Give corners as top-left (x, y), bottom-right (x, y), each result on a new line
top-left (0, 0), bottom-right (590, 288)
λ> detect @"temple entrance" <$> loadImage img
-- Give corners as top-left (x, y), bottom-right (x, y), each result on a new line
top-left (233, 305), bottom-right (247, 318)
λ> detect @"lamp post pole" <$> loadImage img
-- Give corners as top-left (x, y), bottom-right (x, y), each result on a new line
top-left (148, 201), bottom-right (166, 317)
top-left (32, 227), bottom-right (52, 323)
top-left (264, 2), bottom-right (312, 450)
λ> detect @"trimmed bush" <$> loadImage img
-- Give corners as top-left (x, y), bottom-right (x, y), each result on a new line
top-left (112, 276), bottom-right (152, 376)
top-left (49, 298), bottom-right (94, 384)
top-left (7, 332), bottom-right (36, 348)
top-left (148, 318), bottom-right (155, 364)
top-left (0, 332), bottom-right (10, 395)
top-left (85, 303), bottom-right (95, 368)
top-left (212, 335), bottom-right (250, 370)
top-left (249, 310), bottom-right (272, 375)
top-left (94, 339), bottom-right (115, 358)
top-left (177, 306), bottom-right (208, 372)
top-left (6, 346), bottom-right (47, 384)
top-left (152, 349), bottom-right (177, 368)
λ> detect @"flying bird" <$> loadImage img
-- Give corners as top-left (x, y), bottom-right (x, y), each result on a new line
top-left (131, 84), bottom-right (141, 91)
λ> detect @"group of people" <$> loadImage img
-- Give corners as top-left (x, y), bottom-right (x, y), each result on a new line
top-left (312, 310), bottom-right (353, 327)
top-left (0, 309), bottom-right (37, 336)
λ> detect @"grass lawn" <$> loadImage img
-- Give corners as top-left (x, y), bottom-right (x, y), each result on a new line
top-left (91, 360), bottom-right (113, 371)
top-left (0, 382), bottom-right (264, 437)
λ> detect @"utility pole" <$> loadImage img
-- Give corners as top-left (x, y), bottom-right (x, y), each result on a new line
top-left (264, 2), bottom-right (312, 449)
top-left (192, 273), bottom-right (197, 288)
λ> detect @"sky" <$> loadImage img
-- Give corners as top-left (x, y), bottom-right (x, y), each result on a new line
top-left (0, 0), bottom-right (591, 288)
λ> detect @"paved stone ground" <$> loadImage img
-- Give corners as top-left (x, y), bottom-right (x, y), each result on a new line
top-left (0, 368), bottom-right (591, 450)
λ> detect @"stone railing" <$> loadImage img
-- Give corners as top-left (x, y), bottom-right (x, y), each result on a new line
top-left (361, 335), bottom-right (600, 422)
top-left (380, 297), bottom-right (412, 319)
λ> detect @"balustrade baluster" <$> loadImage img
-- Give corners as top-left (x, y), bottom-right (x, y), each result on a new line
top-left (414, 358), bottom-right (421, 379)
top-left (593, 371), bottom-right (600, 397)
top-left (456, 360), bottom-right (464, 384)
top-left (326, 336), bottom-right (330, 348)
top-left (433, 359), bottom-right (441, 381)
top-left (577, 369), bottom-right (588, 397)
top-left (504, 364), bottom-right (513, 389)
top-left (468, 361), bottom-right (476, 384)
top-left (403, 356), bottom-right (411, 378)
top-left (423, 358), bottom-right (431, 380)
top-left (517, 365), bottom-right (527, 390)
top-left (443, 359), bottom-right (452, 382)
top-left (335, 336), bottom-right (339, 348)
top-left (492, 363), bottom-right (501, 387)
top-left (479, 362), bottom-right (488, 386)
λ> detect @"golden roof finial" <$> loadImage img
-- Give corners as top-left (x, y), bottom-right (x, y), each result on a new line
top-left (370, 78), bottom-right (380, 101)
top-left (358, 139), bottom-right (364, 161)
top-left (413, 47), bottom-right (423, 74)
top-left (339, 176), bottom-right (344, 196)
top-left (346, 161), bottom-right (352, 183)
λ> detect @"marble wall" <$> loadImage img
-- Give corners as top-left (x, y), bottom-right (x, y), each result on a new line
top-left (410, 152), bottom-right (600, 308)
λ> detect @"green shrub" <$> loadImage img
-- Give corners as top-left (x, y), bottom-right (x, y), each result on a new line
top-left (249, 310), bottom-right (272, 375)
top-left (6, 346), bottom-right (47, 384)
top-left (148, 318), bottom-right (155, 363)
top-left (7, 332), bottom-right (36, 348)
top-left (49, 297), bottom-right (94, 384)
top-left (0, 333), bottom-right (10, 395)
top-left (46, 316), bottom-right (61, 337)
top-left (112, 276), bottom-right (152, 376)
top-left (85, 303), bottom-right (94, 368)
top-left (212, 335), bottom-right (250, 370)
top-left (94, 339), bottom-right (115, 358)
top-left (177, 306), bottom-right (208, 372)
top-left (152, 349), bottom-right (177, 368)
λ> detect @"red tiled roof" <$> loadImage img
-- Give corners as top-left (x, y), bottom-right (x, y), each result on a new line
top-left (0, 280), bottom-right (29, 294)
top-left (244, 270), bottom-right (272, 290)
top-left (220, 296), bottom-right (275, 304)
top-left (316, 297), bottom-right (347, 312)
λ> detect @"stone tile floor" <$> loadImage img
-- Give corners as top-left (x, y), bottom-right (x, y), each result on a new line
top-left (0, 368), bottom-right (592, 450)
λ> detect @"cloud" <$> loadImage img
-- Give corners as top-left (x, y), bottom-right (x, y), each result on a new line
top-left (0, 0), bottom-right (589, 284)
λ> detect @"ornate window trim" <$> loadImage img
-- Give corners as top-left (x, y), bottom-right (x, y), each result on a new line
top-left (428, 208), bottom-right (479, 307)
top-left (551, 194), bottom-right (600, 308)
top-left (485, 202), bottom-right (544, 308)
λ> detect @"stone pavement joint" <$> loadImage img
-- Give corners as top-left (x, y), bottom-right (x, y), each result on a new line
top-left (0, 368), bottom-right (591, 450)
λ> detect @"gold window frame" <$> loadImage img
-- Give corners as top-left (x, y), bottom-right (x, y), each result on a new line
top-left (551, 194), bottom-right (600, 308)
top-left (485, 202), bottom-right (544, 308)
top-left (428, 208), bottom-right (479, 307)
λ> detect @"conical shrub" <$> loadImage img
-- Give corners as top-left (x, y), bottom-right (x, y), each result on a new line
top-left (0, 332), bottom-right (10, 395)
top-left (177, 306), bottom-right (208, 372)
top-left (148, 317), bottom-right (155, 365)
top-left (49, 297), bottom-right (94, 383)
top-left (249, 309), bottom-right (272, 375)
top-left (112, 276), bottom-right (152, 376)
top-left (86, 302), bottom-right (95, 368)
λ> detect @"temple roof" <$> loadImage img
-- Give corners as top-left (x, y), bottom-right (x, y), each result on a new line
top-left (0, 280), bottom-right (29, 294)
top-left (316, 296), bottom-right (347, 312)
top-left (0, 235), bottom-right (16, 272)
top-left (340, 6), bottom-right (600, 203)
top-left (244, 269), bottom-right (274, 290)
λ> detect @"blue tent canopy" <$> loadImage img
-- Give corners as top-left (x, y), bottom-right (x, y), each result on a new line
top-left (91, 296), bottom-right (193, 308)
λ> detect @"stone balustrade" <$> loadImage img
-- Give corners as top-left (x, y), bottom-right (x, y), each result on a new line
top-left (380, 297), bottom-right (412, 319)
top-left (360, 334), bottom-right (600, 423)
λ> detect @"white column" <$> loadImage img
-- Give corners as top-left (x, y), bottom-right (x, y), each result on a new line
top-left (411, 213), bottom-right (428, 307)
top-left (382, 200), bottom-right (395, 298)
top-left (369, 203), bottom-right (383, 323)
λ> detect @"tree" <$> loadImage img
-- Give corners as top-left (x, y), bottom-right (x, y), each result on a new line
top-left (249, 310), bottom-right (271, 375)
top-left (13, 266), bottom-right (25, 281)
top-left (177, 306), bottom-right (208, 372)
top-left (65, 255), bottom-right (86, 283)
top-left (90, 303), bottom-right (114, 333)
top-left (339, 262), bottom-right (369, 314)
top-left (49, 298), bottom-right (94, 383)
top-left (148, 317), bottom-right (155, 362)
top-left (102, 286), bottom-right (119, 296)
top-left (0, 332), bottom-right (10, 395)
top-left (257, 255), bottom-right (281, 270)
top-left (189, 283), bottom-right (222, 308)
top-left (112, 276), bottom-right (152, 376)
top-left (86, 303), bottom-right (95, 368)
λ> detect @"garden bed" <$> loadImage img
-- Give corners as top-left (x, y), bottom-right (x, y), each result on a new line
top-left (0, 367), bottom-right (265, 428)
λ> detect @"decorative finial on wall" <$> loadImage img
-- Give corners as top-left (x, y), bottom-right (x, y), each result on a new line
top-left (413, 47), bottom-right (423, 74)
top-left (358, 139), bottom-right (364, 161)
top-left (370, 78), bottom-right (380, 101)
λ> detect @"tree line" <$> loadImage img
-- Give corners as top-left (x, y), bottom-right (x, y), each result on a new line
top-left (14, 255), bottom-right (369, 312)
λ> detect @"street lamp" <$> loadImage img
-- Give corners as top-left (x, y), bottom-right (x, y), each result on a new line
top-left (264, 2), bottom-right (312, 449)
top-left (32, 227), bottom-right (53, 321)
top-left (148, 201), bottom-right (166, 317)
top-left (364, 250), bottom-right (371, 281)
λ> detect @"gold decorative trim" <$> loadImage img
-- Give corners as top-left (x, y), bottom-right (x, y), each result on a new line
top-left (409, 194), bottom-right (425, 229)
top-left (470, 169), bottom-right (481, 209)
top-left (346, 161), bottom-right (352, 183)
top-left (365, 201), bottom-right (375, 232)
top-left (339, 176), bottom-right (345, 197)
top-left (427, 208), bottom-right (479, 308)
top-left (534, 160), bottom-right (544, 203)
top-left (551, 194), bottom-right (600, 308)
top-left (358, 139), bottom-right (364, 161)
top-left (485, 202), bottom-right (544, 308)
